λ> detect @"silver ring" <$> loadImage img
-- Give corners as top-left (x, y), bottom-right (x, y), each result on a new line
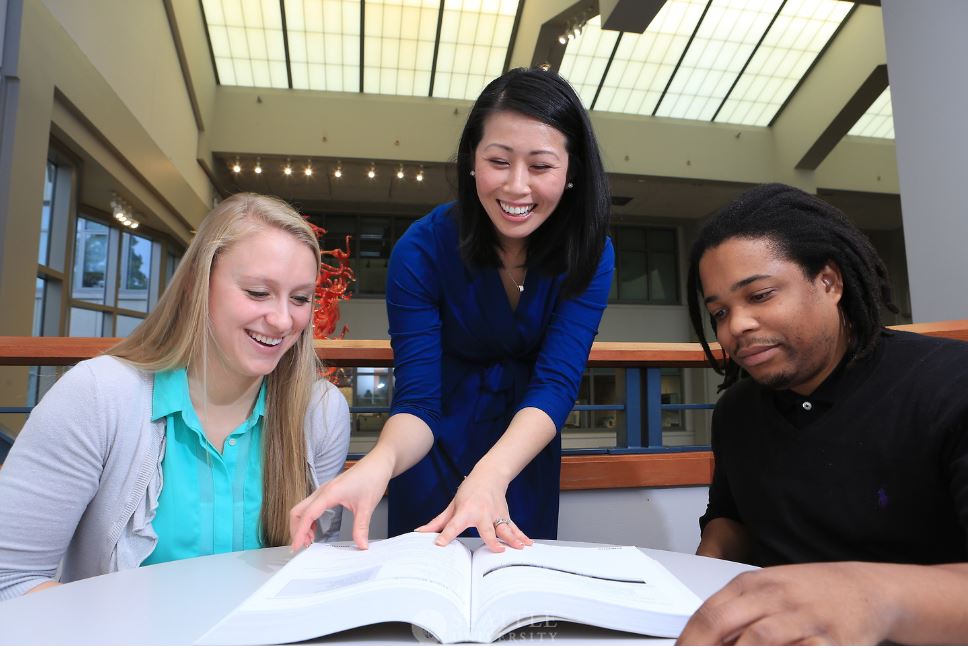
top-left (493, 517), bottom-right (512, 529)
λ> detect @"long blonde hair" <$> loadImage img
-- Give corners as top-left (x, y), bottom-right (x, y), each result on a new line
top-left (109, 193), bottom-right (322, 546)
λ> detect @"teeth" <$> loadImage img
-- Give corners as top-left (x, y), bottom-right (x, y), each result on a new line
top-left (248, 331), bottom-right (283, 346)
top-left (499, 201), bottom-right (534, 216)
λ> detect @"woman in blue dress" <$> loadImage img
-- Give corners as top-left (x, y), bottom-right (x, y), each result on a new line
top-left (291, 68), bottom-right (614, 552)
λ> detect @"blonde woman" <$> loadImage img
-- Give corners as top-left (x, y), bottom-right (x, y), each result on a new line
top-left (0, 193), bottom-right (350, 599)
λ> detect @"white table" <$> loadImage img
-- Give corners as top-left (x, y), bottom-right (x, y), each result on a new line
top-left (0, 541), bottom-right (755, 645)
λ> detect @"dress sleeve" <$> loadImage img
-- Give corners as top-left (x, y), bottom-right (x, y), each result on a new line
top-left (0, 362), bottom-right (106, 600)
top-left (385, 224), bottom-right (443, 431)
top-left (517, 238), bottom-right (615, 430)
top-left (306, 379), bottom-right (351, 543)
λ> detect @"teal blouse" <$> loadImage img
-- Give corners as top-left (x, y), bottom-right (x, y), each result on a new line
top-left (142, 368), bottom-right (266, 565)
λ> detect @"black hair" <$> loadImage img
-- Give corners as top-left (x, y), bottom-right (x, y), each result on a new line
top-left (455, 67), bottom-right (610, 299)
top-left (686, 183), bottom-right (898, 390)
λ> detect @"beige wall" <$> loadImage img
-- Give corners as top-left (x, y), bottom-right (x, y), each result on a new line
top-left (0, 1), bottom-right (214, 335)
top-left (42, 0), bottom-right (210, 203)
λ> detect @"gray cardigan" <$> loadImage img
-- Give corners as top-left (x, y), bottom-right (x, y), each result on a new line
top-left (0, 355), bottom-right (350, 600)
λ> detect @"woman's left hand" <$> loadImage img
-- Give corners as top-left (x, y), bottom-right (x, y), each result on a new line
top-left (415, 468), bottom-right (533, 552)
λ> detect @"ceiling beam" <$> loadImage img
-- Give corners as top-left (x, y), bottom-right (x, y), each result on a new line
top-left (796, 64), bottom-right (888, 170)
top-left (530, 0), bottom-right (596, 72)
top-left (599, 0), bottom-right (665, 33)
top-left (771, 4), bottom-right (890, 189)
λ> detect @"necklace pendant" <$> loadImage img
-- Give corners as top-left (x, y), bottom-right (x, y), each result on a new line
top-left (517, 285), bottom-right (524, 293)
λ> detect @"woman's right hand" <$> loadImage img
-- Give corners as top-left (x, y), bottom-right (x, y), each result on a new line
top-left (289, 455), bottom-right (393, 551)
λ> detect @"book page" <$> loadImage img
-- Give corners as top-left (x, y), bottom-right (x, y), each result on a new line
top-left (199, 533), bottom-right (473, 645)
top-left (469, 543), bottom-right (702, 642)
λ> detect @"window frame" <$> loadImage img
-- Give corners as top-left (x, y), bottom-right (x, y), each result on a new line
top-left (609, 223), bottom-right (681, 305)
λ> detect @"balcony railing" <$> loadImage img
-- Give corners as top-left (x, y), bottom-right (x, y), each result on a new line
top-left (2, 318), bottom-right (967, 489)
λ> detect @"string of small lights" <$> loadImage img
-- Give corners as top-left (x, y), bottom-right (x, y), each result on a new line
top-left (230, 158), bottom-right (426, 183)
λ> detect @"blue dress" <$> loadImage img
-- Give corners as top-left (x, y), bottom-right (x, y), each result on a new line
top-left (386, 203), bottom-right (614, 539)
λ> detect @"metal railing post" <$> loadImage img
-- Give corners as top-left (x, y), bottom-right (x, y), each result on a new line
top-left (645, 367), bottom-right (663, 449)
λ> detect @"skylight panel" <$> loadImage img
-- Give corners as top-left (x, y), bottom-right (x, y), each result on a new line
top-left (592, 0), bottom-right (707, 115)
top-left (433, 0), bottom-right (519, 100)
top-left (203, 0), bottom-right (289, 88)
top-left (714, 0), bottom-right (852, 126)
top-left (655, 0), bottom-right (782, 121)
top-left (286, 0), bottom-right (360, 92)
top-left (848, 87), bottom-right (894, 139)
top-left (559, 16), bottom-right (620, 109)
top-left (362, 0), bottom-right (438, 96)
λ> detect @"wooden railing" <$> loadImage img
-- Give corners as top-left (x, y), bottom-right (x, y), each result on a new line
top-left (2, 319), bottom-right (967, 490)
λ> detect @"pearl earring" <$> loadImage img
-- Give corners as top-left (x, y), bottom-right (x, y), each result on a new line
top-left (470, 170), bottom-right (475, 177)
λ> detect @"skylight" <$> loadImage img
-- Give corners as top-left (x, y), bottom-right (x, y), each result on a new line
top-left (200, 0), bottom-right (854, 129)
top-left (714, 0), bottom-right (853, 126)
top-left (203, 0), bottom-right (289, 88)
top-left (848, 87), bottom-right (894, 138)
top-left (432, 0), bottom-right (519, 100)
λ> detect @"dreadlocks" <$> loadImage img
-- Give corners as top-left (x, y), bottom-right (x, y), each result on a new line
top-left (687, 183), bottom-right (898, 390)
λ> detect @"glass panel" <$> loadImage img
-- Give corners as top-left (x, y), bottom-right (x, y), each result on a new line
top-left (363, 0), bottom-right (437, 96)
top-left (357, 218), bottom-right (389, 295)
top-left (72, 218), bottom-right (110, 304)
top-left (346, 367), bottom-right (394, 454)
top-left (563, 368), bottom-right (625, 450)
top-left (38, 162), bottom-right (56, 266)
top-left (647, 228), bottom-right (675, 253)
top-left (32, 277), bottom-right (46, 336)
top-left (166, 252), bottom-right (182, 288)
top-left (432, 0), bottom-right (519, 100)
top-left (656, 0), bottom-right (783, 121)
top-left (661, 368), bottom-right (692, 447)
top-left (589, 1), bottom-right (707, 115)
top-left (617, 228), bottom-right (647, 301)
top-left (116, 314), bottom-right (145, 338)
top-left (660, 368), bottom-right (684, 432)
top-left (848, 87), bottom-right (894, 139)
top-left (558, 15), bottom-right (621, 109)
top-left (203, 0), bottom-right (289, 88)
top-left (286, 0), bottom-right (360, 91)
top-left (69, 307), bottom-right (106, 337)
top-left (354, 367), bottom-right (392, 407)
top-left (715, 0), bottom-right (852, 126)
top-left (648, 252), bottom-right (678, 303)
top-left (120, 232), bottom-right (153, 313)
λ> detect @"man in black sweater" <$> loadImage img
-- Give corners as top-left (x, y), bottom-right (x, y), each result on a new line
top-left (677, 183), bottom-right (968, 645)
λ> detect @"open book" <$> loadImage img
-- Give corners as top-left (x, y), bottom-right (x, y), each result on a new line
top-left (198, 532), bottom-right (702, 644)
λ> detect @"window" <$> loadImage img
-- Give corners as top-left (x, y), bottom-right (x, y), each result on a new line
top-left (564, 368), bottom-right (626, 450)
top-left (72, 218), bottom-right (110, 305)
top-left (311, 213), bottom-right (417, 296)
top-left (29, 155), bottom-right (75, 406)
top-left (119, 231), bottom-right (153, 313)
top-left (610, 225), bottom-right (679, 304)
top-left (37, 162), bottom-right (56, 267)
top-left (340, 366), bottom-right (395, 454)
top-left (166, 250), bottom-right (182, 288)
top-left (67, 214), bottom-right (165, 336)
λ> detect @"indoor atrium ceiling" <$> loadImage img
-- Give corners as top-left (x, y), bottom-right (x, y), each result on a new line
top-left (198, 0), bottom-right (898, 226)
top-left (200, 0), bottom-right (891, 130)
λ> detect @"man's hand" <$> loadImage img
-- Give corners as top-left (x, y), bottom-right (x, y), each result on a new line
top-left (677, 562), bottom-right (894, 645)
